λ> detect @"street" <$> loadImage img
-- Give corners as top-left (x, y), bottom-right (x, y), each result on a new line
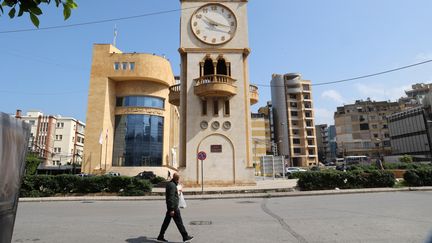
top-left (12, 191), bottom-right (432, 243)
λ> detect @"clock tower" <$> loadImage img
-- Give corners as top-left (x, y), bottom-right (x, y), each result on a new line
top-left (169, 0), bottom-right (258, 186)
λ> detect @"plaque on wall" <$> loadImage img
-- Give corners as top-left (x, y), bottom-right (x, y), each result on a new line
top-left (210, 145), bottom-right (222, 153)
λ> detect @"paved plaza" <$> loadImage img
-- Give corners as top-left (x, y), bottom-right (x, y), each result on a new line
top-left (12, 191), bottom-right (432, 243)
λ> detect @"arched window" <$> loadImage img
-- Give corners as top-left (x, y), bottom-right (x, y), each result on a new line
top-left (216, 58), bottom-right (228, 76)
top-left (203, 58), bottom-right (214, 76)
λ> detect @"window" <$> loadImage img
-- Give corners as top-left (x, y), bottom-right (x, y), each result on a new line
top-left (213, 100), bottom-right (219, 116)
top-left (304, 94), bottom-right (310, 99)
top-left (122, 62), bottom-right (128, 70)
top-left (202, 100), bottom-right (207, 115)
top-left (293, 139), bottom-right (300, 144)
top-left (360, 123), bottom-right (369, 130)
top-left (294, 148), bottom-right (301, 154)
top-left (203, 58), bottom-right (214, 76)
top-left (224, 100), bottom-right (230, 116)
top-left (114, 62), bottom-right (120, 70)
top-left (216, 58), bottom-right (228, 75)
top-left (116, 96), bottom-right (164, 109)
top-left (308, 139), bottom-right (314, 145)
top-left (382, 124), bottom-right (388, 129)
top-left (129, 62), bottom-right (135, 70)
top-left (372, 124), bottom-right (378, 129)
top-left (289, 94), bottom-right (297, 99)
top-left (306, 121), bottom-right (312, 127)
top-left (384, 133), bottom-right (389, 138)
top-left (290, 111), bottom-right (298, 117)
top-left (290, 102), bottom-right (297, 108)
top-left (308, 149), bottom-right (314, 154)
top-left (305, 112), bottom-right (312, 118)
top-left (112, 114), bottom-right (164, 167)
top-left (373, 134), bottom-right (378, 138)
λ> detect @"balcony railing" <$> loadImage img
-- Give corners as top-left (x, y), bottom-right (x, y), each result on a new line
top-left (249, 84), bottom-right (259, 105)
top-left (194, 74), bottom-right (237, 98)
top-left (168, 84), bottom-right (181, 106)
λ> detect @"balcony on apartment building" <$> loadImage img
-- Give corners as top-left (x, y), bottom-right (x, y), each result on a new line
top-left (249, 84), bottom-right (259, 105)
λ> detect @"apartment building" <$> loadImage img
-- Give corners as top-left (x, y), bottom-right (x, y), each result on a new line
top-left (251, 113), bottom-right (270, 166)
top-left (399, 83), bottom-right (432, 108)
top-left (315, 124), bottom-right (330, 163)
top-left (270, 73), bottom-right (318, 167)
top-left (334, 99), bottom-right (401, 158)
top-left (18, 110), bottom-right (85, 166)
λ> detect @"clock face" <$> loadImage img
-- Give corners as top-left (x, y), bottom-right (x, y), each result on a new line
top-left (190, 4), bottom-right (237, 45)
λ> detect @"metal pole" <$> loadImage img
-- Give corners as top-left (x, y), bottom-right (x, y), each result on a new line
top-left (272, 155), bottom-right (275, 180)
top-left (104, 139), bottom-right (108, 172)
top-left (201, 159), bottom-right (204, 194)
top-left (99, 144), bottom-right (103, 173)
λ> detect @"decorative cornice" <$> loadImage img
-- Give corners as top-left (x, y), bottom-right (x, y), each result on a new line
top-left (178, 47), bottom-right (251, 57)
top-left (115, 107), bottom-right (165, 116)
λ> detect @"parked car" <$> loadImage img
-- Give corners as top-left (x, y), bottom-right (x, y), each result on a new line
top-left (76, 173), bottom-right (91, 177)
top-left (107, 172), bottom-right (121, 176)
top-left (285, 167), bottom-right (307, 175)
top-left (136, 171), bottom-right (156, 180)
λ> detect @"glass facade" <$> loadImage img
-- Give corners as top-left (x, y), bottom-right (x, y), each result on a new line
top-left (116, 96), bottom-right (164, 109)
top-left (112, 114), bottom-right (164, 167)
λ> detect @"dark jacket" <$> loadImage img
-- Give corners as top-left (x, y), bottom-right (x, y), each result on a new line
top-left (165, 180), bottom-right (179, 211)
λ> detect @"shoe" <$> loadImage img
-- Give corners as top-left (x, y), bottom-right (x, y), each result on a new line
top-left (183, 235), bottom-right (194, 242)
top-left (157, 236), bottom-right (168, 242)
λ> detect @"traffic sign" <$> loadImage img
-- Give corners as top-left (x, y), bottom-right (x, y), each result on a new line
top-left (197, 151), bottom-right (207, 160)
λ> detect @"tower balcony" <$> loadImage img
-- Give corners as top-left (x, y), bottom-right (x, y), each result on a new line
top-left (194, 75), bottom-right (237, 98)
top-left (249, 84), bottom-right (259, 105)
top-left (168, 84), bottom-right (181, 106)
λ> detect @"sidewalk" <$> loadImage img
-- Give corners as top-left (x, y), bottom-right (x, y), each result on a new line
top-left (18, 177), bottom-right (432, 202)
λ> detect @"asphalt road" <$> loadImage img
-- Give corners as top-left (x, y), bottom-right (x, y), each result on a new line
top-left (12, 191), bottom-right (432, 243)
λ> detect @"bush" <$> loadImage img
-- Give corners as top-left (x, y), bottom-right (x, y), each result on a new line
top-left (383, 162), bottom-right (431, 170)
top-left (399, 155), bottom-right (413, 163)
top-left (108, 176), bottom-right (133, 193)
top-left (20, 175), bottom-right (153, 197)
top-left (297, 171), bottom-right (396, 191)
top-left (404, 169), bottom-right (432, 186)
top-left (150, 176), bottom-right (166, 185)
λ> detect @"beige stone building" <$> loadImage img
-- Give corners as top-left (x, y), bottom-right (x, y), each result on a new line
top-left (83, 44), bottom-right (179, 177)
top-left (168, 0), bottom-right (258, 186)
top-left (251, 113), bottom-right (270, 163)
top-left (334, 99), bottom-right (401, 158)
top-left (270, 73), bottom-right (318, 167)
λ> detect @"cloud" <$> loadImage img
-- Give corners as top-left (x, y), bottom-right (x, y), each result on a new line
top-left (321, 90), bottom-right (345, 104)
top-left (314, 107), bottom-right (334, 125)
top-left (415, 53), bottom-right (432, 62)
top-left (354, 83), bottom-right (410, 102)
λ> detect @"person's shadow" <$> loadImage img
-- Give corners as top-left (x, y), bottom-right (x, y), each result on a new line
top-left (125, 236), bottom-right (183, 243)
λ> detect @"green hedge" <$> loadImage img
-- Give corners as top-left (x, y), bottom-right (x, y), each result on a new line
top-left (20, 175), bottom-right (152, 197)
top-left (403, 169), bottom-right (432, 186)
top-left (383, 162), bottom-right (431, 170)
top-left (297, 171), bottom-right (396, 191)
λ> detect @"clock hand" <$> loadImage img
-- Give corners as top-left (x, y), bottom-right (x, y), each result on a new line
top-left (204, 16), bottom-right (230, 28)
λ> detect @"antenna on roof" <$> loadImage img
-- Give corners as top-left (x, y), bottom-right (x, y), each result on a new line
top-left (113, 24), bottom-right (118, 47)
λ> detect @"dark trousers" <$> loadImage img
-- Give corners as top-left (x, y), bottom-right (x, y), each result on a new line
top-left (159, 208), bottom-right (188, 239)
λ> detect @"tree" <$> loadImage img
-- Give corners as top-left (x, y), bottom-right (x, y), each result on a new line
top-left (399, 154), bottom-right (413, 163)
top-left (25, 152), bottom-right (41, 175)
top-left (0, 0), bottom-right (77, 27)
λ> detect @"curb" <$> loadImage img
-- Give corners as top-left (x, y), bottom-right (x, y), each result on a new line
top-left (18, 186), bottom-right (432, 202)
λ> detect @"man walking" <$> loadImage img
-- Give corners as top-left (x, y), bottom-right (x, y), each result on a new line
top-left (157, 173), bottom-right (194, 242)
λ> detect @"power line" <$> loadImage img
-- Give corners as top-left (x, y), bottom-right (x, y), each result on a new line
top-left (0, 6), bottom-right (198, 34)
top-left (255, 59), bottom-right (432, 88)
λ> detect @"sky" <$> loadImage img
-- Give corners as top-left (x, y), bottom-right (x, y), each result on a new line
top-left (1, 0), bottom-right (432, 126)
